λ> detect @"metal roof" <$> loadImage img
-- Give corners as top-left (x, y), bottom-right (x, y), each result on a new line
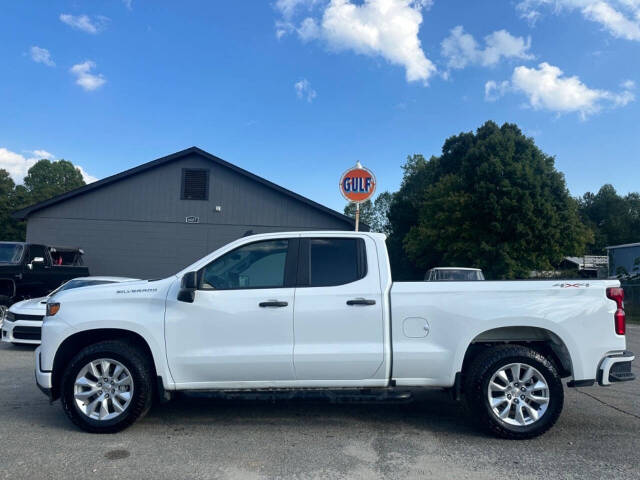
top-left (606, 242), bottom-right (640, 250)
top-left (12, 146), bottom-right (362, 228)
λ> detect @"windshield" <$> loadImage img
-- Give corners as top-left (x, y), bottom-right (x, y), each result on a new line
top-left (428, 269), bottom-right (485, 281)
top-left (0, 244), bottom-right (24, 264)
top-left (50, 279), bottom-right (117, 296)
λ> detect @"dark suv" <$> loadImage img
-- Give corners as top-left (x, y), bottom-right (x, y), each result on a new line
top-left (0, 242), bottom-right (90, 307)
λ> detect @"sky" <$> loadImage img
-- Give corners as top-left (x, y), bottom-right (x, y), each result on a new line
top-left (1, 0), bottom-right (639, 212)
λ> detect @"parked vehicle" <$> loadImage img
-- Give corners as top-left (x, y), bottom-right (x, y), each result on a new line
top-left (2, 277), bottom-right (137, 346)
top-left (35, 232), bottom-right (634, 438)
top-left (425, 267), bottom-right (485, 281)
top-left (0, 242), bottom-right (89, 311)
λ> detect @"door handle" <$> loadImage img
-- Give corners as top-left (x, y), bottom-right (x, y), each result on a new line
top-left (346, 299), bottom-right (376, 306)
top-left (259, 301), bottom-right (288, 308)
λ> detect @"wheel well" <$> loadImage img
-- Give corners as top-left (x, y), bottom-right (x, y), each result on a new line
top-left (461, 327), bottom-right (573, 380)
top-left (50, 329), bottom-right (156, 401)
top-left (0, 279), bottom-right (15, 300)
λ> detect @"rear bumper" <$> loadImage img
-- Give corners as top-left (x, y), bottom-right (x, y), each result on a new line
top-left (598, 351), bottom-right (635, 386)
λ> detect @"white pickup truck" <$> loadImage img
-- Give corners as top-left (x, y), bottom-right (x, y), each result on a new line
top-left (35, 231), bottom-right (635, 438)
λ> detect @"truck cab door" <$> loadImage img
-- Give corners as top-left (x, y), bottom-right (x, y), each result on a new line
top-left (292, 236), bottom-right (385, 382)
top-left (20, 245), bottom-right (51, 298)
top-left (165, 238), bottom-right (299, 386)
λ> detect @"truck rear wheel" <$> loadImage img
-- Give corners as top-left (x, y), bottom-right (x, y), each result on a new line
top-left (60, 340), bottom-right (154, 433)
top-left (463, 345), bottom-right (564, 439)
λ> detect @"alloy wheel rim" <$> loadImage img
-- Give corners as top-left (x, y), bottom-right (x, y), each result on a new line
top-left (74, 358), bottom-right (134, 421)
top-left (487, 362), bottom-right (550, 427)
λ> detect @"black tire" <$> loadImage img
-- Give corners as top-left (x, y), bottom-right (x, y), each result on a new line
top-left (60, 340), bottom-right (154, 433)
top-left (463, 344), bottom-right (564, 440)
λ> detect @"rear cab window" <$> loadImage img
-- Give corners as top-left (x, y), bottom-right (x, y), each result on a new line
top-left (297, 238), bottom-right (367, 287)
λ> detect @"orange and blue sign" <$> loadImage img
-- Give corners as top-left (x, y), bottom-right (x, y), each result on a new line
top-left (340, 163), bottom-right (376, 203)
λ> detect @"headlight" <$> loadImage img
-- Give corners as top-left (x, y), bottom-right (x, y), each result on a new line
top-left (46, 302), bottom-right (60, 317)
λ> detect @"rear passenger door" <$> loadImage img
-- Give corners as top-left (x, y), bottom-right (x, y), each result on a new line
top-left (293, 236), bottom-right (385, 381)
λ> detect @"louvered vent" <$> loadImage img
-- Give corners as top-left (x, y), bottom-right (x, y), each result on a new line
top-left (181, 169), bottom-right (209, 200)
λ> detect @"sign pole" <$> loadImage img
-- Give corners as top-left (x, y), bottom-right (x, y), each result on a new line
top-left (355, 202), bottom-right (360, 232)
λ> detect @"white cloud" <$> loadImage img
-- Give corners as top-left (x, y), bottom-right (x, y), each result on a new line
top-left (76, 166), bottom-right (98, 184)
top-left (298, 17), bottom-right (321, 41)
top-left (0, 148), bottom-right (36, 183)
top-left (59, 14), bottom-right (109, 34)
top-left (488, 62), bottom-right (635, 119)
top-left (517, 0), bottom-right (640, 40)
top-left (0, 148), bottom-right (97, 184)
top-left (294, 78), bottom-right (317, 102)
top-left (29, 46), bottom-right (55, 67)
top-left (275, 0), bottom-right (436, 84)
top-left (122, 0), bottom-right (133, 10)
top-left (621, 79), bottom-right (636, 90)
top-left (484, 80), bottom-right (510, 101)
top-left (441, 26), bottom-right (533, 70)
top-left (31, 150), bottom-right (54, 159)
top-left (70, 61), bottom-right (106, 91)
top-left (276, 0), bottom-right (317, 19)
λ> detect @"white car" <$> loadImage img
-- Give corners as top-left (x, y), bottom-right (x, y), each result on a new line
top-left (35, 232), bottom-right (634, 438)
top-left (2, 277), bottom-right (137, 346)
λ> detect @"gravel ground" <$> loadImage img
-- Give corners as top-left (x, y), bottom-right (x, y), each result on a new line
top-left (0, 326), bottom-right (638, 480)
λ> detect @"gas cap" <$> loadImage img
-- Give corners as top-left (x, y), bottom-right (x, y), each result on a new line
top-left (403, 317), bottom-right (430, 338)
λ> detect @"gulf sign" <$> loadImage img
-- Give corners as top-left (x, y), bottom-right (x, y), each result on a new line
top-left (340, 165), bottom-right (376, 203)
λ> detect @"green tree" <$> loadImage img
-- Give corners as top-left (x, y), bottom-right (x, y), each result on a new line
top-left (0, 160), bottom-right (86, 241)
top-left (579, 184), bottom-right (640, 253)
top-left (388, 121), bottom-right (591, 280)
top-left (22, 159), bottom-right (85, 204)
top-left (0, 170), bottom-right (23, 241)
top-left (344, 192), bottom-right (392, 234)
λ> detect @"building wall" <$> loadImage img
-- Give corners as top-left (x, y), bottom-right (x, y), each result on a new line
top-left (26, 153), bottom-right (353, 278)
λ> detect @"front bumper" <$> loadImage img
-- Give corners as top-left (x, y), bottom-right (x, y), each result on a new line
top-left (2, 319), bottom-right (42, 345)
top-left (34, 347), bottom-right (53, 400)
top-left (598, 351), bottom-right (635, 386)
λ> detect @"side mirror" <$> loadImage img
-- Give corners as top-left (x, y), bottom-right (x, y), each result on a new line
top-left (28, 257), bottom-right (45, 270)
top-left (178, 271), bottom-right (198, 303)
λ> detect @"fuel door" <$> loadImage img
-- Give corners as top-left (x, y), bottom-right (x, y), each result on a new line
top-left (403, 317), bottom-right (430, 338)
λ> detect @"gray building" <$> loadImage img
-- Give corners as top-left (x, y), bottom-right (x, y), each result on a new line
top-left (14, 147), bottom-right (360, 278)
top-left (607, 242), bottom-right (640, 279)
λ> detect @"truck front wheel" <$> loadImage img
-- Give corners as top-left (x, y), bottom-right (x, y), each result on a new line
top-left (463, 345), bottom-right (564, 439)
top-left (60, 340), bottom-right (154, 433)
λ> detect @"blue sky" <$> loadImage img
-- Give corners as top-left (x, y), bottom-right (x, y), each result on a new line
top-left (1, 0), bottom-right (639, 212)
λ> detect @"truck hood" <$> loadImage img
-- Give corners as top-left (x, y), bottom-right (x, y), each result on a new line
top-left (9, 296), bottom-right (47, 313)
top-left (50, 277), bottom-right (174, 303)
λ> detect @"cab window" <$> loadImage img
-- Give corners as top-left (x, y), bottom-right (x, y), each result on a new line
top-left (297, 238), bottom-right (367, 287)
top-left (26, 245), bottom-right (48, 265)
top-left (200, 240), bottom-right (290, 290)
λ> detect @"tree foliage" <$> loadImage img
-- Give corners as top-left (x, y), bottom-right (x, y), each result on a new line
top-left (22, 160), bottom-right (85, 204)
top-left (578, 184), bottom-right (640, 254)
top-left (387, 121), bottom-right (592, 280)
top-left (343, 192), bottom-right (392, 234)
top-left (0, 160), bottom-right (86, 241)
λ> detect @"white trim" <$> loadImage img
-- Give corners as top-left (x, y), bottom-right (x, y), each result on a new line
top-left (606, 242), bottom-right (640, 250)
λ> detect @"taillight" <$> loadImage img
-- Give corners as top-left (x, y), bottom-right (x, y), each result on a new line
top-left (606, 287), bottom-right (626, 335)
